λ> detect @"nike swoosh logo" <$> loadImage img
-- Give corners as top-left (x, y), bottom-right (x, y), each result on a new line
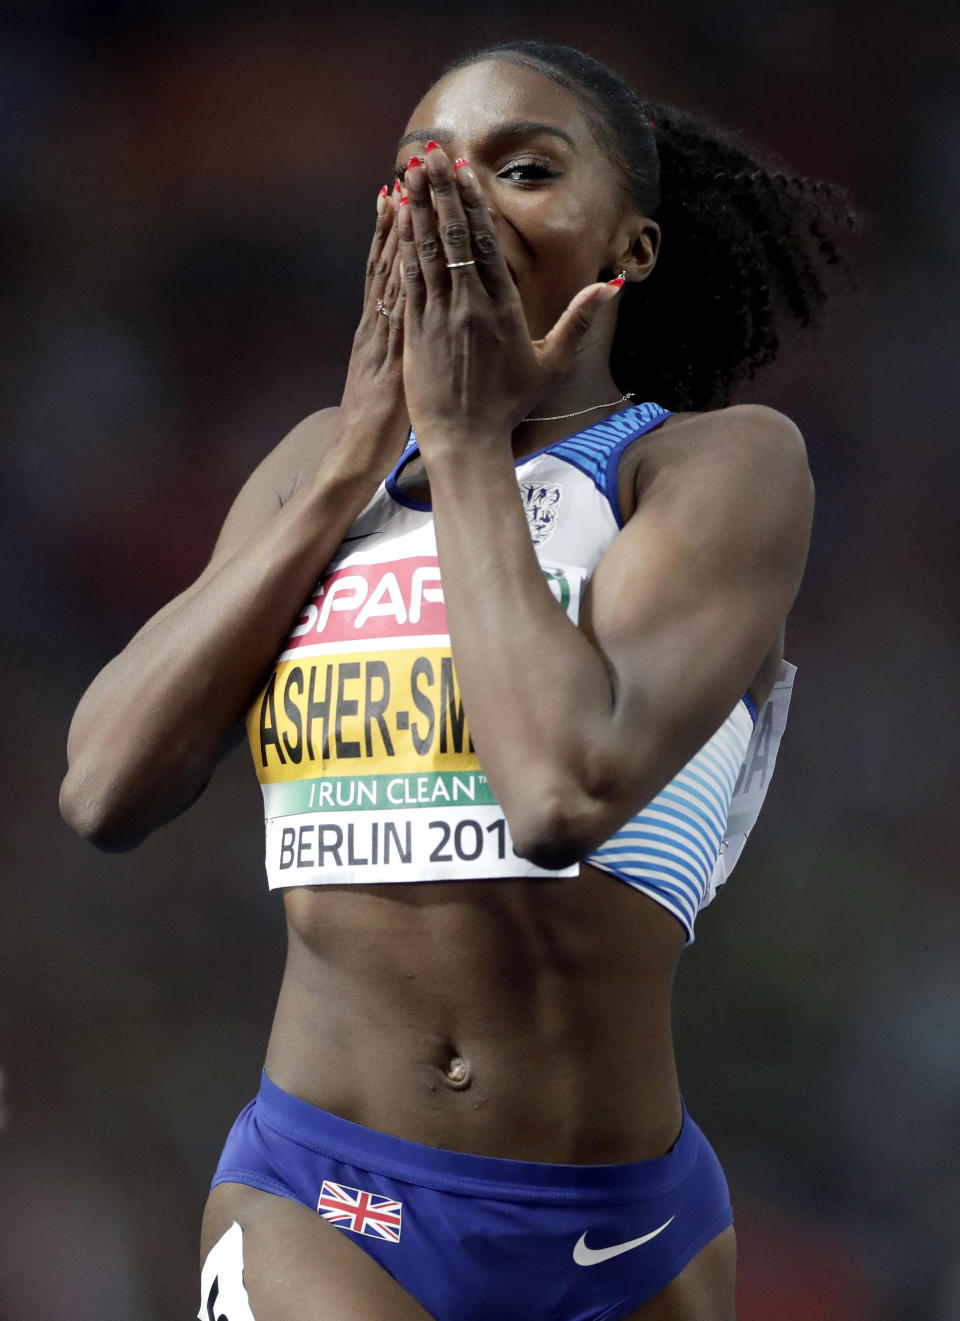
top-left (572, 1216), bottom-right (675, 1266)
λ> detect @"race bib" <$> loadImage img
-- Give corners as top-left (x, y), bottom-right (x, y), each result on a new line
top-left (248, 550), bottom-right (585, 887)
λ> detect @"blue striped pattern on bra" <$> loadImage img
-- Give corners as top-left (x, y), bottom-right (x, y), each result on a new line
top-left (548, 402), bottom-right (671, 521)
top-left (587, 703), bottom-right (753, 941)
top-left (389, 402), bottom-right (671, 517)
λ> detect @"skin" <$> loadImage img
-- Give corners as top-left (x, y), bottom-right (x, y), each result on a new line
top-left (63, 57), bottom-right (813, 1321)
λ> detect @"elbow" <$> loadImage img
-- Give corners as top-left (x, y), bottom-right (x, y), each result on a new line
top-left (512, 832), bottom-right (588, 872)
top-left (59, 768), bottom-right (145, 852)
top-left (504, 748), bottom-right (655, 870)
top-left (506, 783), bottom-right (606, 872)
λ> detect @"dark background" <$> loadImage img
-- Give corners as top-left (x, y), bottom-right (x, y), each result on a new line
top-left (1, 1), bottom-right (958, 1317)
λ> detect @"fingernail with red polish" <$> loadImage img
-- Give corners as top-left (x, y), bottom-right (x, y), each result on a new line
top-left (399, 196), bottom-right (410, 207)
top-left (424, 140), bottom-right (441, 153)
top-left (607, 276), bottom-right (625, 288)
top-left (407, 156), bottom-right (421, 170)
top-left (392, 178), bottom-right (401, 193)
top-left (454, 157), bottom-right (469, 170)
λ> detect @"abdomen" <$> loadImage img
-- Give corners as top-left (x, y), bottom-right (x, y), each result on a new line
top-left (263, 865), bottom-right (686, 1164)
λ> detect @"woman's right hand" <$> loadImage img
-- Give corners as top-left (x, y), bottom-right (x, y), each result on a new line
top-left (337, 185), bottom-right (409, 465)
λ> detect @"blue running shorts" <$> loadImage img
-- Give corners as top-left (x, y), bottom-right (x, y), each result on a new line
top-left (211, 1072), bottom-right (733, 1321)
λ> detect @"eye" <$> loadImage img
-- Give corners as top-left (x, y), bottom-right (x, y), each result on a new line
top-left (394, 156), bottom-right (422, 183)
top-left (394, 157), bottom-right (558, 184)
top-left (497, 158), bottom-right (558, 184)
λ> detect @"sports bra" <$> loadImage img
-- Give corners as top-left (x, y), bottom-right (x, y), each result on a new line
top-left (246, 403), bottom-right (794, 942)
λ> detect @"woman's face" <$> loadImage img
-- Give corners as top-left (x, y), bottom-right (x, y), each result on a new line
top-left (396, 59), bottom-right (657, 340)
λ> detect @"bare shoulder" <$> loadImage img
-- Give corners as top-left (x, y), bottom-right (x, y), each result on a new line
top-left (257, 405), bottom-right (344, 506)
top-left (654, 402), bottom-right (807, 473)
top-left (118, 406), bottom-right (345, 638)
top-left (207, 406), bottom-right (342, 565)
top-left (626, 403), bottom-right (812, 527)
top-left (649, 402), bottom-right (806, 462)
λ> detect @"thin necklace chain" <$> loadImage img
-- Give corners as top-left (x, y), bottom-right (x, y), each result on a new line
top-left (525, 392), bottom-right (634, 423)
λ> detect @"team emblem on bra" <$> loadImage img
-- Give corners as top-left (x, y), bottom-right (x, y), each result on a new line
top-left (519, 481), bottom-right (563, 546)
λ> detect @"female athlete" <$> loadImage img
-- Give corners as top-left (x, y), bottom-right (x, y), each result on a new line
top-left (60, 40), bottom-right (854, 1321)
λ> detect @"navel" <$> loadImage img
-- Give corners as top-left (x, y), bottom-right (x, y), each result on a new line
top-left (441, 1052), bottom-right (472, 1091)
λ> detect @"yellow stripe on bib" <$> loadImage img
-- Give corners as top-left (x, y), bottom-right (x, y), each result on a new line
top-left (247, 646), bottom-right (478, 785)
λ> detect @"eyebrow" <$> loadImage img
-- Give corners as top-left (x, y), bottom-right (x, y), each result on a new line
top-left (395, 120), bottom-right (577, 154)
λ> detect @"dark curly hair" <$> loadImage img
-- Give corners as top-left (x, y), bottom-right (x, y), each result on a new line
top-left (440, 40), bottom-right (860, 413)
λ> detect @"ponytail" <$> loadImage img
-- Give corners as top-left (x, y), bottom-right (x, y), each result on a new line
top-left (442, 41), bottom-right (860, 411)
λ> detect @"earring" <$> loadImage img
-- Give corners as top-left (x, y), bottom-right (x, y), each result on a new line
top-left (617, 269), bottom-right (627, 282)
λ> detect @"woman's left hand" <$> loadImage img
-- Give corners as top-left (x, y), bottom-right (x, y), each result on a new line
top-left (397, 144), bottom-right (621, 452)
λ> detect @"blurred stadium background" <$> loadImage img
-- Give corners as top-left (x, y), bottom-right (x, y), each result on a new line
top-left (1, 1), bottom-right (957, 1317)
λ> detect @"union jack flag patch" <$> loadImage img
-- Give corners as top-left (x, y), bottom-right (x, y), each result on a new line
top-left (317, 1180), bottom-right (403, 1242)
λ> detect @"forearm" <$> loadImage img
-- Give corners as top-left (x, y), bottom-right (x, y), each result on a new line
top-left (426, 412), bottom-right (812, 866)
top-left (62, 447), bottom-right (382, 848)
top-left (428, 441), bottom-right (628, 862)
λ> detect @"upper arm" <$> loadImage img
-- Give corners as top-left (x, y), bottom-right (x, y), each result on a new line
top-left (63, 406), bottom-right (342, 799)
top-left (210, 406), bottom-right (340, 565)
top-left (578, 404), bottom-right (813, 804)
top-left (133, 407), bottom-right (340, 637)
